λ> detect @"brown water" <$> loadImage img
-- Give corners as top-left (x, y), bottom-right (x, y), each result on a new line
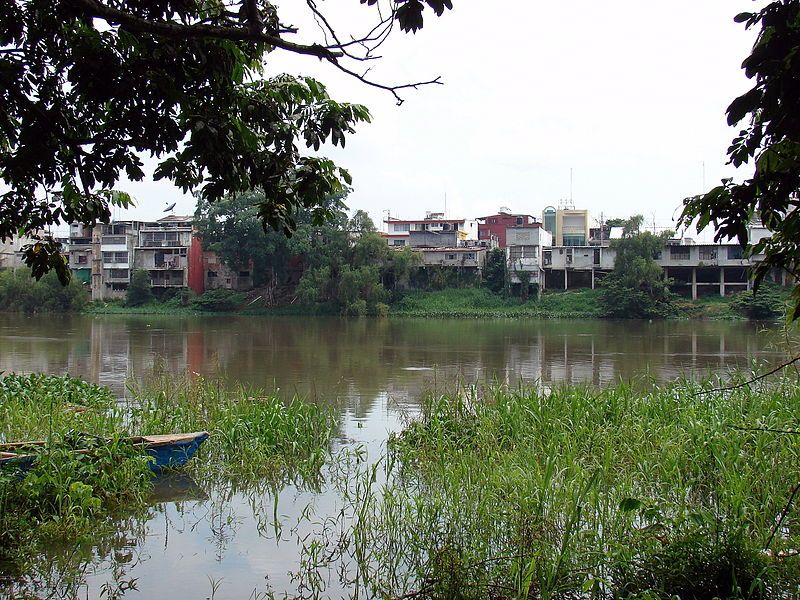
top-left (0, 314), bottom-right (788, 598)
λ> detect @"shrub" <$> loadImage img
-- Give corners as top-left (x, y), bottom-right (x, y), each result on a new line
top-left (126, 269), bottom-right (153, 306)
top-left (730, 283), bottom-right (788, 319)
top-left (191, 288), bottom-right (245, 312)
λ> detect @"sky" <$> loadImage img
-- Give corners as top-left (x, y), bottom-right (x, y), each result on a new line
top-left (113, 0), bottom-right (759, 241)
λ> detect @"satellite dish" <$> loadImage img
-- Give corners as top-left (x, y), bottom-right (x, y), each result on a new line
top-left (164, 202), bottom-right (176, 212)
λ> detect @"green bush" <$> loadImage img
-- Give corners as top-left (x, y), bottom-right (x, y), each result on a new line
top-left (730, 283), bottom-right (788, 319)
top-left (191, 288), bottom-right (245, 311)
top-left (126, 269), bottom-right (153, 306)
top-left (0, 268), bottom-right (88, 313)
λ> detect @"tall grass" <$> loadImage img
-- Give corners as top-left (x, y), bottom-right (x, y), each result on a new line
top-left (297, 377), bottom-right (800, 599)
top-left (0, 372), bottom-right (335, 571)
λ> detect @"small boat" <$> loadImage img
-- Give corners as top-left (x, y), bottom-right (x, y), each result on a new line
top-left (0, 431), bottom-right (210, 474)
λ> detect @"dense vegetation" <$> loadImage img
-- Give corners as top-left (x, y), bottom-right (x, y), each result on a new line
top-left (0, 372), bottom-right (334, 577)
top-left (297, 376), bottom-right (800, 599)
top-left (0, 268), bottom-right (88, 313)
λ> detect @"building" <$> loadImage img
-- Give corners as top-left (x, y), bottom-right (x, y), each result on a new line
top-left (555, 208), bottom-right (590, 246)
top-left (505, 226), bottom-right (553, 294)
top-left (95, 220), bottom-right (143, 299)
top-left (134, 216), bottom-right (197, 292)
top-left (383, 212), bottom-right (469, 247)
top-left (67, 223), bottom-right (94, 284)
top-left (476, 210), bottom-right (539, 248)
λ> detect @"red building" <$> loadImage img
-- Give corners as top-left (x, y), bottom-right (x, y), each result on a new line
top-left (476, 212), bottom-right (540, 248)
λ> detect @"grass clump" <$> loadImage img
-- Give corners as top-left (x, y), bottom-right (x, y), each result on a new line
top-left (0, 372), bottom-right (336, 574)
top-left (125, 373), bottom-right (335, 484)
top-left (391, 288), bottom-right (604, 319)
top-left (303, 377), bottom-right (800, 599)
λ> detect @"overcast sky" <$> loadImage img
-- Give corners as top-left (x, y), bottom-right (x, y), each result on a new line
top-left (115, 0), bottom-right (758, 241)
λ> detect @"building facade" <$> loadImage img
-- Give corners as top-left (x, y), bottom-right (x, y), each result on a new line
top-left (476, 211), bottom-right (539, 248)
top-left (383, 212), bottom-right (469, 246)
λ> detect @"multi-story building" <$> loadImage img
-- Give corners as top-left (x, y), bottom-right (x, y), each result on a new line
top-left (383, 212), bottom-right (469, 247)
top-left (134, 216), bottom-right (196, 291)
top-left (67, 223), bottom-right (94, 284)
top-left (476, 211), bottom-right (539, 248)
top-left (96, 220), bottom-right (143, 299)
top-left (505, 226), bottom-right (553, 294)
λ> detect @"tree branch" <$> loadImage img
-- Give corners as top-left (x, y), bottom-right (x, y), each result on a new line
top-left (325, 57), bottom-right (442, 106)
top-left (691, 354), bottom-right (800, 397)
top-left (67, 0), bottom-right (341, 60)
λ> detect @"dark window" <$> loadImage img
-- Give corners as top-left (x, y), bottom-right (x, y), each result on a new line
top-left (670, 246), bottom-right (690, 260)
top-left (728, 246), bottom-right (744, 260)
top-left (516, 217), bottom-right (523, 225)
top-left (207, 270), bottom-right (217, 278)
top-left (239, 271), bottom-right (250, 277)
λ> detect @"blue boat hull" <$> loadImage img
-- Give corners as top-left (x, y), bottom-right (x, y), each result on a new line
top-left (145, 432), bottom-right (210, 472)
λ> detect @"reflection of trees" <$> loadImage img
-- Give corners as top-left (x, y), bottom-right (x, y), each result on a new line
top-left (0, 315), bottom-right (781, 419)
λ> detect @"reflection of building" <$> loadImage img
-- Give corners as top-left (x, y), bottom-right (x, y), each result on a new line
top-left (476, 210), bottom-right (538, 248)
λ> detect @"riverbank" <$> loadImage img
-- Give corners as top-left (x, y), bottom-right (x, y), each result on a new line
top-left (82, 288), bottom-right (758, 320)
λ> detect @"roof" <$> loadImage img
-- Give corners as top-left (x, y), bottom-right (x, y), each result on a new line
top-left (476, 214), bottom-right (536, 221)
top-left (383, 218), bottom-right (466, 224)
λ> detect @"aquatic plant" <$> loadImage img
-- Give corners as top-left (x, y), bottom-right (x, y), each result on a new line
top-left (295, 376), bottom-right (800, 599)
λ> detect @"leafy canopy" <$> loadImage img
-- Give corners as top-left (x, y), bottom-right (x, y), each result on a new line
top-left (0, 0), bottom-right (453, 283)
top-left (680, 2), bottom-right (800, 320)
top-left (600, 219), bottom-right (674, 319)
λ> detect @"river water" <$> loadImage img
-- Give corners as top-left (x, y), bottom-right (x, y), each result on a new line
top-left (0, 314), bottom-right (789, 598)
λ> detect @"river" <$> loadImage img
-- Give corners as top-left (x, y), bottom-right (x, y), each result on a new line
top-left (0, 314), bottom-right (789, 598)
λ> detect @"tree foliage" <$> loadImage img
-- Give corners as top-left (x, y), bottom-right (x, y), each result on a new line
top-left (0, 0), bottom-right (453, 284)
top-left (126, 269), bottom-right (153, 306)
top-left (600, 225), bottom-right (674, 319)
top-left (680, 2), bottom-right (800, 320)
top-left (0, 268), bottom-right (87, 313)
top-left (483, 248), bottom-right (507, 294)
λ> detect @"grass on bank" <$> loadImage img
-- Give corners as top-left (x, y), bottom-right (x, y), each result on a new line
top-left (299, 376), bottom-right (800, 599)
top-left (390, 288), bottom-right (607, 319)
top-left (0, 372), bottom-right (334, 569)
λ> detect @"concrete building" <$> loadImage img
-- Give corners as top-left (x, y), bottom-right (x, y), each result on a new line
top-left (506, 226), bottom-right (553, 294)
top-left (476, 211), bottom-right (539, 248)
top-left (67, 223), bottom-right (94, 284)
top-left (95, 220), bottom-right (143, 299)
top-left (134, 216), bottom-right (195, 291)
top-left (383, 212), bottom-right (469, 246)
top-left (414, 246), bottom-right (486, 270)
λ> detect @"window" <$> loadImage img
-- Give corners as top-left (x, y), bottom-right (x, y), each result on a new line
top-left (102, 251), bottom-right (128, 263)
top-left (392, 239), bottom-right (406, 246)
top-left (464, 252), bottom-right (476, 260)
top-left (516, 217), bottom-right (523, 225)
top-left (670, 246), bottom-right (690, 260)
top-left (543, 250), bottom-right (552, 266)
top-left (393, 223), bottom-right (410, 233)
top-left (442, 223), bottom-right (451, 231)
top-left (445, 253), bottom-right (457, 260)
top-left (239, 271), bottom-right (250, 277)
top-left (699, 247), bottom-right (717, 261)
top-left (727, 246), bottom-right (744, 260)
top-left (77, 255), bottom-right (87, 265)
top-left (490, 218), bottom-right (497, 224)
top-left (110, 269), bottom-right (128, 279)
top-left (566, 248), bottom-right (574, 265)
top-left (593, 249), bottom-right (601, 265)
top-left (207, 270), bottom-right (217, 278)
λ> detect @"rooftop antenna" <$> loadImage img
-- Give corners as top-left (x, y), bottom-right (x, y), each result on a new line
top-left (570, 168), bottom-right (573, 204)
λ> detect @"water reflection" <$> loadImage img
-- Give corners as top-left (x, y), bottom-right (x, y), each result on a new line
top-left (0, 315), bottom-right (788, 598)
top-left (0, 315), bottom-right (784, 404)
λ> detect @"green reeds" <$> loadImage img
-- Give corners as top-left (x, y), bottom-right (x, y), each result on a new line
top-left (299, 377), bottom-right (800, 599)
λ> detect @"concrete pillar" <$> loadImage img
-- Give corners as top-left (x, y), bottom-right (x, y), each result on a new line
top-left (719, 267), bottom-right (725, 297)
top-left (691, 267), bottom-right (697, 300)
top-left (591, 268), bottom-right (595, 289)
top-left (564, 269), bottom-right (568, 290)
